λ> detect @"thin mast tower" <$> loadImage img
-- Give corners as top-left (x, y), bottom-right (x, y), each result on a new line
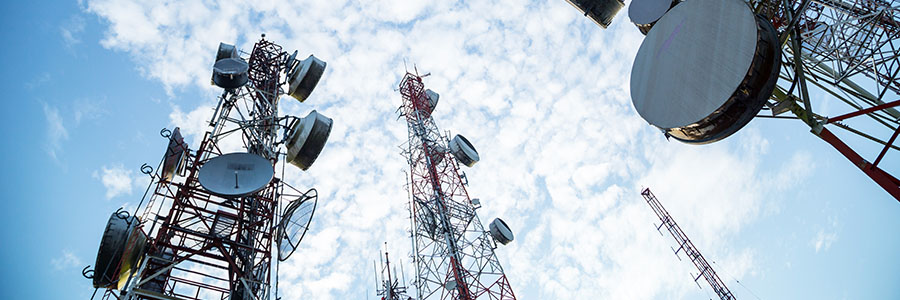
top-left (86, 36), bottom-right (332, 300)
top-left (640, 188), bottom-right (735, 300)
top-left (397, 72), bottom-right (516, 300)
top-left (375, 244), bottom-right (412, 300)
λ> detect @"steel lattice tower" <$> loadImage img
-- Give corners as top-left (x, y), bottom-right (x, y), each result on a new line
top-left (375, 244), bottom-right (412, 300)
top-left (641, 188), bottom-right (735, 300)
top-left (750, 0), bottom-right (900, 200)
top-left (88, 36), bottom-right (330, 300)
top-left (397, 72), bottom-right (516, 300)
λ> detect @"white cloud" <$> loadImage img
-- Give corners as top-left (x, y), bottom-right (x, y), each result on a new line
top-left (42, 102), bottom-right (69, 160)
top-left (86, 0), bottom-right (818, 298)
top-left (813, 215), bottom-right (840, 253)
top-left (94, 164), bottom-right (135, 199)
top-left (51, 249), bottom-right (83, 270)
top-left (813, 229), bottom-right (838, 253)
top-left (74, 98), bottom-right (106, 125)
top-left (61, 15), bottom-right (86, 48)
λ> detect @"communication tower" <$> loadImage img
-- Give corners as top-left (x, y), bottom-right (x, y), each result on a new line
top-left (619, 0), bottom-right (900, 201)
top-left (84, 35), bottom-right (332, 300)
top-left (640, 188), bottom-right (735, 300)
top-left (397, 71), bottom-right (517, 300)
top-left (374, 244), bottom-right (412, 300)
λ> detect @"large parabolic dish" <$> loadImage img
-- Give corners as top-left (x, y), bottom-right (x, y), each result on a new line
top-left (630, 0), bottom-right (781, 144)
top-left (277, 189), bottom-right (317, 261)
top-left (198, 152), bottom-right (274, 198)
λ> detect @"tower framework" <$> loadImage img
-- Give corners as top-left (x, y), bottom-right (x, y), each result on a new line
top-left (751, 0), bottom-right (900, 201)
top-left (89, 36), bottom-right (327, 300)
top-left (397, 72), bottom-right (516, 300)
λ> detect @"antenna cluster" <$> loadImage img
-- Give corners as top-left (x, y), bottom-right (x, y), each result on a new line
top-left (394, 72), bottom-right (517, 300)
top-left (86, 36), bottom-right (333, 300)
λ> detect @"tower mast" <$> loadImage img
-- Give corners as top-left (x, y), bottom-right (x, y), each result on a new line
top-left (397, 72), bottom-right (516, 300)
top-left (641, 188), bottom-right (735, 300)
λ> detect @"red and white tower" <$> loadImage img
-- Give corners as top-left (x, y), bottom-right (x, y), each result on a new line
top-left (397, 72), bottom-right (517, 300)
top-left (375, 244), bottom-right (412, 300)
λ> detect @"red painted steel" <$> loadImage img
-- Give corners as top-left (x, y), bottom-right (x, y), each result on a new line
top-left (399, 72), bottom-right (516, 300)
top-left (98, 37), bottom-right (288, 300)
top-left (815, 127), bottom-right (900, 201)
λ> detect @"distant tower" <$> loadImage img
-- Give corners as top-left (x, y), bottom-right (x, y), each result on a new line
top-left (375, 244), bottom-right (412, 300)
top-left (640, 188), bottom-right (735, 300)
top-left (85, 36), bottom-right (331, 300)
top-left (397, 72), bottom-right (517, 300)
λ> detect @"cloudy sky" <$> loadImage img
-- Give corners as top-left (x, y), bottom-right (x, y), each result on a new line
top-left (2, 0), bottom-right (899, 299)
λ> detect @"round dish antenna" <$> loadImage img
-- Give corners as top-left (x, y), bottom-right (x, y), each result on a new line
top-left (415, 197), bottom-right (439, 239)
top-left (449, 134), bottom-right (480, 167)
top-left (161, 127), bottom-right (188, 182)
top-left (630, 0), bottom-right (780, 143)
top-left (215, 42), bottom-right (238, 62)
top-left (277, 189), bottom-right (317, 261)
top-left (424, 89), bottom-right (439, 114)
top-left (286, 110), bottom-right (333, 171)
top-left (425, 137), bottom-right (446, 166)
top-left (628, 0), bottom-right (679, 35)
top-left (198, 152), bottom-right (274, 198)
top-left (212, 58), bottom-right (250, 89)
top-left (489, 218), bottom-right (514, 245)
top-left (565, 0), bottom-right (625, 29)
top-left (92, 211), bottom-right (147, 289)
top-left (286, 54), bottom-right (326, 102)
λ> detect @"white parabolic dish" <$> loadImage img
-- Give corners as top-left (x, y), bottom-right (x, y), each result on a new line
top-left (489, 218), bottom-right (514, 245)
top-left (199, 152), bottom-right (274, 198)
top-left (628, 0), bottom-right (673, 26)
top-left (630, 0), bottom-right (756, 129)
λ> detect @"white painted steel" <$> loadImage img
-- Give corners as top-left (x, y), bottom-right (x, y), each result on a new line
top-left (198, 152), bottom-right (274, 198)
top-left (630, 0), bottom-right (756, 129)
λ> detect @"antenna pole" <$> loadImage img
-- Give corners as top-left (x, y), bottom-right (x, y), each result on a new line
top-left (641, 188), bottom-right (735, 300)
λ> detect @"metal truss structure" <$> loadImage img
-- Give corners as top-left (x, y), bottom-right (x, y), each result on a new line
top-left (641, 188), bottom-right (735, 300)
top-left (397, 72), bottom-right (516, 300)
top-left (751, 0), bottom-right (900, 200)
top-left (91, 37), bottom-right (319, 300)
top-left (375, 245), bottom-right (412, 300)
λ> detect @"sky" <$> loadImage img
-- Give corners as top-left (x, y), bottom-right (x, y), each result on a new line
top-left (1, 0), bottom-right (899, 299)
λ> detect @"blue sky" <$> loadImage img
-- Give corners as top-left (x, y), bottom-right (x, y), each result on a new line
top-left (1, 0), bottom-right (899, 299)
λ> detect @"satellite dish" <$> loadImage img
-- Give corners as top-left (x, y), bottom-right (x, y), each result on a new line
top-left (161, 127), bottom-right (188, 182)
top-left (449, 134), bottom-right (480, 167)
top-left (565, 0), bottom-right (625, 29)
top-left (212, 58), bottom-right (250, 89)
top-left (416, 198), bottom-right (439, 239)
top-left (424, 89), bottom-right (439, 114)
top-left (285, 50), bottom-right (299, 76)
top-left (628, 0), bottom-right (679, 35)
top-left (425, 138), bottom-right (446, 166)
top-left (630, 0), bottom-right (781, 143)
top-left (286, 54), bottom-right (326, 102)
top-left (489, 218), bottom-right (514, 245)
top-left (198, 152), bottom-right (274, 198)
top-left (286, 110), bottom-right (333, 171)
top-left (93, 211), bottom-right (147, 289)
top-left (277, 189), bottom-right (317, 261)
top-left (215, 42), bottom-right (239, 62)
top-left (445, 280), bottom-right (458, 291)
